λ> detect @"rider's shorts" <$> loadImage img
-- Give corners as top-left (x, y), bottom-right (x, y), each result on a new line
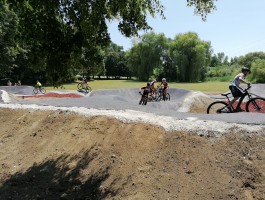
top-left (229, 85), bottom-right (243, 98)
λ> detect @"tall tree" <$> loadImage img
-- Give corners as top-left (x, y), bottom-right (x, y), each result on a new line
top-left (0, 0), bottom-right (19, 77)
top-left (126, 32), bottom-right (168, 81)
top-left (171, 32), bottom-right (212, 82)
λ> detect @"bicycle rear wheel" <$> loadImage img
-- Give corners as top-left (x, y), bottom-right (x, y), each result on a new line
top-left (246, 97), bottom-right (265, 113)
top-left (33, 88), bottom-right (38, 94)
top-left (207, 101), bottom-right (231, 114)
top-left (77, 83), bottom-right (83, 90)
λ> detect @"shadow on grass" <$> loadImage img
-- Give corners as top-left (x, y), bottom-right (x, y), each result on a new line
top-left (0, 147), bottom-right (117, 200)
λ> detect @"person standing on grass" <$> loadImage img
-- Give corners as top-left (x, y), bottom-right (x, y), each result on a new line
top-left (227, 67), bottom-right (251, 111)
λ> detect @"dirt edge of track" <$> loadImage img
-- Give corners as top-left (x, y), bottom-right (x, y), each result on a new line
top-left (0, 108), bottom-right (265, 199)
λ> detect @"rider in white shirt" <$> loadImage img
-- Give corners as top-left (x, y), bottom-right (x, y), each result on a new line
top-left (228, 67), bottom-right (251, 111)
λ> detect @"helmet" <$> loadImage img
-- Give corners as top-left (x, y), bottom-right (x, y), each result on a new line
top-left (162, 78), bottom-right (166, 81)
top-left (147, 82), bottom-right (150, 86)
top-left (153, 79), bottom-right (156, 82)
top-left (242, 67), bottom-right (251, 73)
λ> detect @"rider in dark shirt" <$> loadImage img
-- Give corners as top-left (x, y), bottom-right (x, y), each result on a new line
top-left (139, 82), bottom-right (152, 104)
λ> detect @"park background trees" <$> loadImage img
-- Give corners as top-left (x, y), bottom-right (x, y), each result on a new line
top-left (1, 0), bottom-right (265, 85)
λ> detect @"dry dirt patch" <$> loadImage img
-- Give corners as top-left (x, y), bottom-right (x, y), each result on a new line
top-left (0, 108), bottom-right (265, 199)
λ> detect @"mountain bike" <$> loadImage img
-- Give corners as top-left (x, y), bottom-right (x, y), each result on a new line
top-left (138, 92), bottom-right (149, 105)
top-left (33, 87), bottom-right (46, 94)
top-left (77, 82), bottom-right (92, 93)
top-left (154, 86), bottom-right (170, 101)
top-left (207, 85), bottom-right (265, 114)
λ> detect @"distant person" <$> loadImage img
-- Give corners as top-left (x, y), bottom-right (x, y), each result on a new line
top-left (227, 67), bottom-right (251, 111)
top-left (159, 78), bottom-right (169, 101)
top-left (35, 80), bottom-right (42, 89)
top-left (7, 80), bottom-right (12, 86)
top-left (150, 79), bottom-right (157, 94)
top-left (17, 80), bottom-right (21, 86)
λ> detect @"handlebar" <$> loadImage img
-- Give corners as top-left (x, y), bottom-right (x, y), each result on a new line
top-left (244, 84), bottom-right (251, 92)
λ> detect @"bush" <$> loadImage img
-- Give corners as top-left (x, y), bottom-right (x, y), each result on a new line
top-left (249, 59), bottom-right (265, 83)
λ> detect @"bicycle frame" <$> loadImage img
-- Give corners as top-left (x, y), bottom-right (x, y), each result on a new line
top-left (223, 86), bottom-right (255, 111)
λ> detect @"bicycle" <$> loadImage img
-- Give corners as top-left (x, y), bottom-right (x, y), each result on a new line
top-left (77, 82), bottom-right (92, 93)
top-left (154, 86), bottom-right (170, 101)
top-left (33, 87), bottom-right (46, 94)
top-left (139, 92), bottom-right (150, 105)
top-left (207, 85), bottom-right (265, 114)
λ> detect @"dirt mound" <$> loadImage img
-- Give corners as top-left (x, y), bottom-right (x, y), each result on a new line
top-left (1, 108), bottom-right (265, 199)
top-left (177, 91), bottom-right (215, 113)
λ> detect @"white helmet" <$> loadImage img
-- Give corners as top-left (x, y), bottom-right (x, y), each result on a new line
top-left (162, 78), bottom-right (166, 81)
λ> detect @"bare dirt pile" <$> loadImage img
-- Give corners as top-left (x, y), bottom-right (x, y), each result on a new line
top-left (0, 108), bottom-right (265, 199)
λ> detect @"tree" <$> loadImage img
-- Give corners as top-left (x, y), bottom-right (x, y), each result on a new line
top-left (171, 32), bottom-right (212, 82)
top-left (5, 0), bottom-right (217, 85)
top-left (210, 52), bottom-right (229, 67)
top-left (187, 0), bottom-right (217, 21)
top-left (126, 32), bottom-right (169, 81)
top-left (0, 0), bottom-right (19, 77)
top-left (248, 59), bottom-right (265, 83)
top-left (237, 52), bottom-right (265, 69)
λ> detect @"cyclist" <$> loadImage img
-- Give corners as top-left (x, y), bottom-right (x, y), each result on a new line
top-left (82, 76), bottom-right (89, 88)
top-left (159, 78), bottom-right (169, 101)
top-left (227, 67), bottom-right (251, 111)
top-left (150, 79), bottom-right (157, 95)
top-left (35, 80), bottom-right (42, 89)
top-left (139, 82), bottom-right (153, 104)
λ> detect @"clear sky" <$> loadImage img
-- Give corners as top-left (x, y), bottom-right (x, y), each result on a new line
top-left (108, 0), bottom-right (265, 58)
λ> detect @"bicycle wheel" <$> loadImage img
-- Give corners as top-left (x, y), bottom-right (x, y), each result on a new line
top-left (85, 86), bottom-right (92, 93)
top-left (139, 96), bottom-right (148, 105)
top-left (246, 97), bottom-right (265, 113)
top-left (33, 88), bottom-right (38, 94)
top-left (165, 93), bottom-right (170, 101)
top-left (155, 93), bottom-right (162, 101)
top-left (40, 88), bottom-right (46, 94)
top-left (207, 101), bottom-right (231, 114)
top-left (143, 96), bottom-right (148, 105)
top-left (77, 83), bottom-right (83, 90)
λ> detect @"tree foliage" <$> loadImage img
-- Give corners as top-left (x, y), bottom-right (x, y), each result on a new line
top-left (104, 42), bottom-right (131, 79)
top-left (237, 52), bottom-right (265, 69)
top-left (2, 0), bottom-right (218, 85)
top-left (248, 59), bottom-right (265, 83)
top-left (0, 0), bottom-right (19, 76)
top-left (171, 32), bottom-right (212, 82)
top-left (187, 0), bottom-right (217, 21)
top-left (126, 32), bottom-right (169, 81)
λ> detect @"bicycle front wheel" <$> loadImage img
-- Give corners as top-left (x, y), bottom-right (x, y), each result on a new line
top-left (246, 97), bottom-right (265, 113)
top-left (165, 93), bottom-right (170, 101)
top-left (207, 101), bottom-right (231, 114)
top-left (85, 86), bottom-right (92, 93)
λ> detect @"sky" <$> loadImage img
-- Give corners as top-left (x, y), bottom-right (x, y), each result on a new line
top-left (108, 0), bottom-right (265, 58)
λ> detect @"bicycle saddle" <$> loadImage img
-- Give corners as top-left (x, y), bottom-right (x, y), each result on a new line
top-left (221, 91), bottom-right (231, 96)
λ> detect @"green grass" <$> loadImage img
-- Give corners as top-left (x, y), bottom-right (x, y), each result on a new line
top-left (45, 80), bottom-right (230, 94)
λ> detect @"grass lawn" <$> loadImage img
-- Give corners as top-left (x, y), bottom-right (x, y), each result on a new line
top-left (45, 80), bottom-right (230, 94)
